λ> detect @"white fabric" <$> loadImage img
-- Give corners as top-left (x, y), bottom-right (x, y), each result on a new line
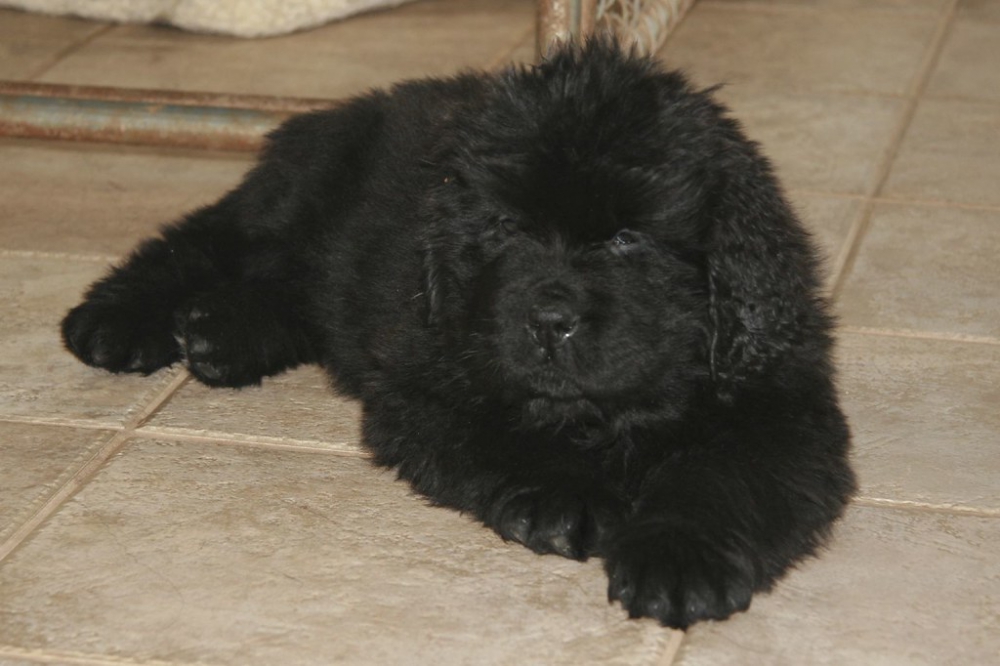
top-left (2, 0), bottom-right (416, 37)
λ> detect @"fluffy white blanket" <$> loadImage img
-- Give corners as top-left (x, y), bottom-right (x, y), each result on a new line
top-left (2, 0), bottom-right (417, 37)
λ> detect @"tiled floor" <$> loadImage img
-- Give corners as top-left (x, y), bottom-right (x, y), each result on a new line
top-left (0, 0), bottom-right (998, 664)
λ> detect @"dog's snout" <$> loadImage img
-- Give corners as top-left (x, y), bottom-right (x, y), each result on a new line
top-left (528, 304), bottom-right (580, 351)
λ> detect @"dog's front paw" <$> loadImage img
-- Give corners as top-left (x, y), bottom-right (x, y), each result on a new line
top-left (175, 300), bottom-right (261, 388)
top-left (605, 521), bottom-right (756, 628)
top-left (175, 291), bottom-right (308, 388)
top-left (488, 485), bottom-right (625, 561)
top-left (62, 301), bottom-right (180, 374)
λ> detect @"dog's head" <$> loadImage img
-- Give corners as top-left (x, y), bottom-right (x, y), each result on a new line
top-left (422, 41), bottom-right (830, 426)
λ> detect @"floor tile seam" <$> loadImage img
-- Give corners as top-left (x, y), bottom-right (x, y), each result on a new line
top-left (828, 0), bottom-right (960, 299)
top-left (789, 188), bottom-right (1000, 214)
top-left (839, 325), bottom-right (1000, 347)
top-left (871, 196), bottom-right (1000, 214)
top-left (920, 91), bottom-right (1000, 106)
top-left (131, 425), bottom-right (370, 457)
top-left (654, 628), bottom-right (686, 666)
top-left (867, 0), bottom-right (959, 185)
top-left (0, 248), bottom-right (118, 264)
top-left (25, 23), bottom-right (115, 82)
top-left (724, 84), bottom-right (908, 102)
top-left (0, 428), bottom-right (130, 564)
top-left (0, 414), bottom-right (126, 430)
top-left (0, 423), bottom-right (119, 541)
top-left (789, 188), bottom-right (866, 202)
top-left (0, 371), bottom-right (188, 564)
top-left (125, 369), bottom-right (192, 430)
top-left (0, 644), bottom-right (222, 666)
top-left (827, 204), bottom-right (873, 302)
top-left (854, 496), bottom-right (1000, 518)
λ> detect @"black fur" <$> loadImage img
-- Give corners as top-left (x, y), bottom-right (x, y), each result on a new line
top-left (61, 41), bottom-right (854, 628)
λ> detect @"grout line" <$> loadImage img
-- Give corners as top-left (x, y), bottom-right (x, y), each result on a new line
top-left (0, 370), bottom-right (190, 565)
top-left (0, 415), bottom-right (125, 430)
top-left (0, 644), bottom-right (220, 666)
top-left (656, 629), bottom-right (686, 666)
top-left (127, 369), bottom-right (192, 429)
top-left (828, 0), bottom-right (961, 300)
top-left (0, 248), bottom-right (119, 264)
top-left (0, 429), bottom-right (130, 564)
top-left (131, 425), bottom-right (370, 457)
top-left (854, 497), bottom-right (1000, 518)
top-left (919, 91), bottom-right (1000, 105)
top-left (0, 427), bottom-right (117, 546)
top-left (826, 210), bottom-right (868, 300)
top-left (840, 325), bottom-right (1000, 347)
top-left (26, 24), bottom-right (116, 82)
top-left (789, 189), bottom-right (867, 202)
top-left (871, 195), bottom-right (1000, 214)
top-left (790, 189), bottom-right (1000, 214)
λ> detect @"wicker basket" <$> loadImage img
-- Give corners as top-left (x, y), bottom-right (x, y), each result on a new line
top-left (537, 0), bottom-right (696, 58)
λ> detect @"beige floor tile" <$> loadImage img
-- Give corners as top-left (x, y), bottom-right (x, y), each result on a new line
top-left (789, 192), bottom-right (863, 275)
top-left (958, 0), bottom-right (1000, 21)
top-left (143, 366), bottom-right (363, 452)
top-left (0, 254), bottom-right (179, 427)
top-left (717, 89), bottom-right (903, 195)
top-left (882, 98), bottom-right (1000, 207)
top-left (660, 4), bottom-right (936, 95)
top-left (0, 139), bottom-right (251, 257)
top-left (504, 30), bottom-right (537, 67)
top-left (837, 204), bottom-right (1000, 337)
top-left (675, 505), bottom-right (1000, 666)
top-left (0, 438), bottom-right (670, 665)
top-left (926, 20), bottom-right (1000, 103)
top-left (0, 9), bottom-right (106, 80)
top-left (0, 423), bottom-right (114, 542)
top-left (838, 333), bottom-right (1000, 510)
top-left (38, 0), bottom-right (534, 98)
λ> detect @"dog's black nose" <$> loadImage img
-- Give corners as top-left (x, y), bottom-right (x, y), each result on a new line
top-left (528, 304), bottom-right (580, 351)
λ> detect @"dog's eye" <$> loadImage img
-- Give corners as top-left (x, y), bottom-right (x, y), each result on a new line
top-left (611, 229), bottom-right (640, 247)
top-left (497, 217), bottom-right (519, 235)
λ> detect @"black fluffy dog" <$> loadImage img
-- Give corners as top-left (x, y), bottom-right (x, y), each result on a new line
top-left (62, 41), bottom-right (854, 628)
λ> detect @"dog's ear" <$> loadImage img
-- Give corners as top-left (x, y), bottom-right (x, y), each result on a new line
top-left (705, 163), bottom-right (830, 400)
top-left (420, 174), bottom-right (464, 328)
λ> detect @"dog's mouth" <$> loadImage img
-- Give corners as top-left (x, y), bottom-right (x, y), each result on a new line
top-left (518, 367), bottom-right (587, 400)
top-left (520, 393), bottom-right (604, 427)
top-left (513, 369), bottom-right (616, 424)
top-left (528, 383), bottom-right (586, 402)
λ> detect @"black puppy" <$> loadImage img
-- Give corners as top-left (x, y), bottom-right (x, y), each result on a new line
top-left (62, 41), bottom-right (854, 628)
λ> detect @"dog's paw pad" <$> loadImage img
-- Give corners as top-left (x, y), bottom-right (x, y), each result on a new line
top-left (184, 334), bottom-right (214, 356)
top-left (186, 307), bottom-right (209, 321)
top-left (188, 359), bottom-right (225, 381)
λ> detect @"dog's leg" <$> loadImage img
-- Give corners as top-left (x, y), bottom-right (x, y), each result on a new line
top-left (61, 195), bottom-right (314, 386)
top-left (603, 389), bottom-right (855, 628)
top-left (63, 98), bottom-right (387, 385)
top-left (61, 202), bottom-right (236, 376)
